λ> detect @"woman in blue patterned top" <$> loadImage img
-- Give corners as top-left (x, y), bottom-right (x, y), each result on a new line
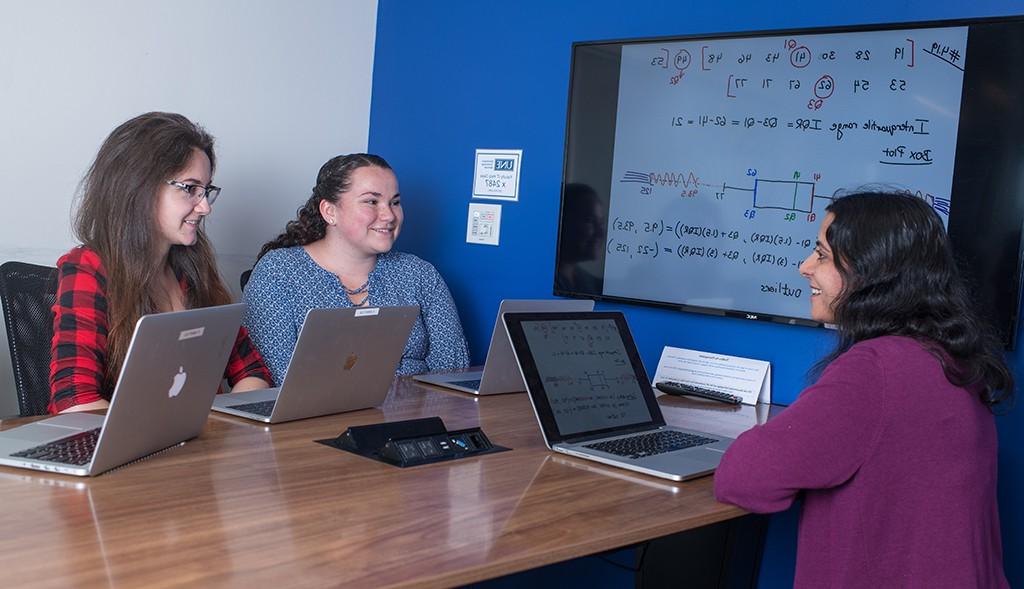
top-left (243, 154), bottom-right (469, 384)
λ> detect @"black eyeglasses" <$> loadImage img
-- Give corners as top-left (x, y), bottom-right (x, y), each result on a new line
top-left (165, 180), bottom-right (221, 205)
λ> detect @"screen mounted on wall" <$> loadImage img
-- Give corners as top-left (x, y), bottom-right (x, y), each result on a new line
top-left (555, 16), bottom-right (1024, 347)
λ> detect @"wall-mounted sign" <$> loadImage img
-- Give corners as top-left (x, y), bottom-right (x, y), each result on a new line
top-left (472, 148), bottom-right (522, 201)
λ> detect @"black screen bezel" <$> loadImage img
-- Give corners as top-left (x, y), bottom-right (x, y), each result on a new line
top-left (554, 16), bottom-right (1024, 348)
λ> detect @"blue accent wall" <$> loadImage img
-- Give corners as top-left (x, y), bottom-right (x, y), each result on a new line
top-left (369, 2), bottom-right (1024, 586)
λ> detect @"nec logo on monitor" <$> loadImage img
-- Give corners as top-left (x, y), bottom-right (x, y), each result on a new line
top-left (494, 158), bottom-right (515, 171)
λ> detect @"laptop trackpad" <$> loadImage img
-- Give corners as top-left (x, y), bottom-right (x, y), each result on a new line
top-left (221, 388), bottom-right (280, 404)
top-left (3, 420), bottom-right (93, 444)
top-left (3, 413), bottom-right (101, 443)
top-left (648, 448), bottom-right (721, 470)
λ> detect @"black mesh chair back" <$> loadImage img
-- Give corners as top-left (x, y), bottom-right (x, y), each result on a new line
top-left (240, 268), bottom-right (253, 291)
top-left (0, 261), bottom-right (58, 416)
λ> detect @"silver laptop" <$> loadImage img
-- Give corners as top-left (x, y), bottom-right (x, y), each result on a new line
top-left (503, 311), bottom-right (734, 482)
top-left (212, 306), bottom-right (418, 423)
top-left (0, 304), bottom-right (245, 476)
top-left (414, 299), bottom-right (594, 395)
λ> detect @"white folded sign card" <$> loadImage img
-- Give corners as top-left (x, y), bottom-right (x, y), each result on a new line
top-left (652, 346), bottom-right (771, 405)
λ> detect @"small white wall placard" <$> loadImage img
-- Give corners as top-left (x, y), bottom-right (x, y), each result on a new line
top-left (466, 203), bottom-right (502, 246)
top-left (652, 346), bottom-right (771, 405)
top-left (472, 148), bottom-right (522, 200)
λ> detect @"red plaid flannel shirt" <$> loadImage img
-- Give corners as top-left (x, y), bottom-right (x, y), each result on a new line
top-left (49, 246), bottom-right (271, 414)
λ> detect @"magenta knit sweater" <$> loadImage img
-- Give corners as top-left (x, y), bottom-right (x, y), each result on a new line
top-left (715, 336), bottom-right (1008, 588)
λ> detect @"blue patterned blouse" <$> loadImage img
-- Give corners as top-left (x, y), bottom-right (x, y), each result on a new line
top-left (242, 246), bottom-right (469, 385)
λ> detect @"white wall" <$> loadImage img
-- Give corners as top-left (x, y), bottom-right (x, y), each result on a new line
top-left (0, 0), bottom-right (378, 415)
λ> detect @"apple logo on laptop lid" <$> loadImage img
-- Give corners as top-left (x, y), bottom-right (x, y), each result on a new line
top-left (168, 366), bottom-right (187, 398)
top-left (343, 353), bottom-right (358, 370)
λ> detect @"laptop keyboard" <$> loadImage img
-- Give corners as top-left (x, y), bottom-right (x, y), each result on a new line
top-left (584, 430), bottom-right (717, 459)
top-left (449, 379), bottom-right (482, 390)
top-left (228, 400), bottom-right (276, 417)
top-left (12, 428), bottom-right (101, 465)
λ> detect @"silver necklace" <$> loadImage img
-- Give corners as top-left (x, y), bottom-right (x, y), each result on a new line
top-left (341, 279), bottom-right (369, 296)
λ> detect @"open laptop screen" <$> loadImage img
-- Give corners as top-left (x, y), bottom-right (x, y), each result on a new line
top-left (505, 312), bottom-right (665, 443)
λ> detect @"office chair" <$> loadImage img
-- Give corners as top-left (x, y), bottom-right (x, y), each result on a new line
top-left (0, 261), bottom-right (58, 416)
top-left (240, 269), bottom-right (253, 291)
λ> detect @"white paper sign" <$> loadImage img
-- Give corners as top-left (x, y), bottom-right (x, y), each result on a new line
top-left (652, 346), bottom-right (771, 405)
top-left (472, 148), bottom-right (522, 200)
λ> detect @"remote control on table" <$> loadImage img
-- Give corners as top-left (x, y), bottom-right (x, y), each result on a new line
top-left (654, 381), bottom-right (743, 405)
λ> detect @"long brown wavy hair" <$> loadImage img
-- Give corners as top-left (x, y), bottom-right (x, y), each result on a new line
top-left (74, 112), bottom-right (233, 396)
top-left (257, 154), bottom-right (392, 260)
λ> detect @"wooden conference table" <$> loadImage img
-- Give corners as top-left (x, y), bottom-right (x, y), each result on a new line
top-left (0, 376), bottom-right (767, 588)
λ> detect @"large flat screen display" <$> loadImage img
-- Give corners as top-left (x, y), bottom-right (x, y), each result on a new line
top-left (555, 17), bottom-right (1024, 348)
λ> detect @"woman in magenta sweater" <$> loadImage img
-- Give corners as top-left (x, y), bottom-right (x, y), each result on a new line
top-left (714, 191), bottom-right (1013, 588)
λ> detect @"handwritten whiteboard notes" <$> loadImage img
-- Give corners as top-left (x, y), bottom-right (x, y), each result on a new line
top-left (603, 26), bottom-right (967, 321)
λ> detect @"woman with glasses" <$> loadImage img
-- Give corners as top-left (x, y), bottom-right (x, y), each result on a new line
top-left (242, 154), bottom-right (469, 385)
top-left (49, 112), bottom-right (272, 414)
top-left (714, 191), bottom-right (1012, 588)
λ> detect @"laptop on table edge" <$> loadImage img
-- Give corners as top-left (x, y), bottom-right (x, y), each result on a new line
top-left (503, 310), bottom-right (734, 482)
top-left (0, 304), bottom-right (245, 477)
top-left (413, 298), bottom-right (594, 395)
top-left (212, 306), bottom-right (418, 423)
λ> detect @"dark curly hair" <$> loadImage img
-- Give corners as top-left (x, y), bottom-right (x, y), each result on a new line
top-left (258, 153), bottom-right (392, 260)
top-left (815, 191), bottom-right (1013, 409)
